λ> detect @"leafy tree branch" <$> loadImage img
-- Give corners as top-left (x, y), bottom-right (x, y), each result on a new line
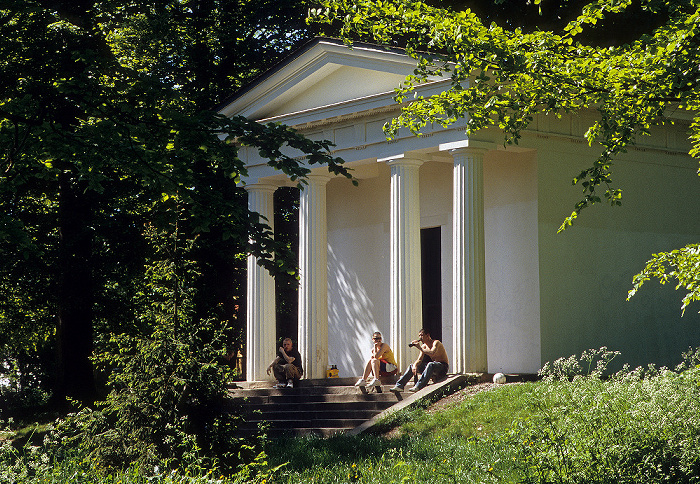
top-left (311, 0), bottom-right (700, 312)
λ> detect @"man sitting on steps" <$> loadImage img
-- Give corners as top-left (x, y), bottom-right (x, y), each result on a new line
top-left (390, 328), bottom-right (449, 393)
top-left (267, 337), bottom-right (303, 389)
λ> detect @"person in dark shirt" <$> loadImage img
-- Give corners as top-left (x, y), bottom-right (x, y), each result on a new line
top-left (267, 337), bottom-right (303, 388)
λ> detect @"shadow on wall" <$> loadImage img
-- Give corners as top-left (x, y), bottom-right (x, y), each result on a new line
top-left (327, 245), bottom-right (381, 377)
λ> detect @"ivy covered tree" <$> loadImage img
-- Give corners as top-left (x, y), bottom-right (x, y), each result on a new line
top-left (311, 0), bottom-right (700, 312)
top-left (0, 0), bottom-right (351, 405)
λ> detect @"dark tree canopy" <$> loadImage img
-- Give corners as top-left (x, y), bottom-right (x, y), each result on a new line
top-left (0, 0), bottom-right (351, 403)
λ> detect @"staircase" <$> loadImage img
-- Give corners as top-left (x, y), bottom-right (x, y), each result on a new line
top-left (228, 374), bottom-right (481, 438)
top-left (228, 377), bottom-right (401, 438)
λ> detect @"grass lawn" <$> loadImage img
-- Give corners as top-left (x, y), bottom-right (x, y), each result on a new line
top-left (266, 382), bottom-right (534, 483)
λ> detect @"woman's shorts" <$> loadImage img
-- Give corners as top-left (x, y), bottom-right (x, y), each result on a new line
top-left (380, 360), bottom-right (397, 374)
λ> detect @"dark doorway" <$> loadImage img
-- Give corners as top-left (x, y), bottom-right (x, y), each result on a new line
top-left (421, 227), bottom-right (442, 341)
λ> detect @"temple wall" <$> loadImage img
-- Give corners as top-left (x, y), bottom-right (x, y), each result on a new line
top-left (534, 130), bottom-right (700, 371)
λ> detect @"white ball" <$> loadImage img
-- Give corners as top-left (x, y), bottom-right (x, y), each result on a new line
top-left (493, 372), bottom-right (506, 384)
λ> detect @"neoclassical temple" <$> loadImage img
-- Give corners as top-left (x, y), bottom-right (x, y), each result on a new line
top-left (220, 38), bottom-right (700, 381)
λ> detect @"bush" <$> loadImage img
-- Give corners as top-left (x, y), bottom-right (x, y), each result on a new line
top-left (38, 226), bottom-right (264, 479)
top-left (41, 318), bottom-right (261, 477)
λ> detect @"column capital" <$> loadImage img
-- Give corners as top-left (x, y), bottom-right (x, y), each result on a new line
top-left (305, 173), bottom-right (333, 184)
top-left (378, 154), bottom-right (425, 168)
top-left (439, 139), bottom-right (493, 156)
top-left (243, 182), bottom-right (278, 194)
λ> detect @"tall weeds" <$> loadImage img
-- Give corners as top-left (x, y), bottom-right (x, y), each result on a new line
top-left (511, 351), bottom-right (700, 483)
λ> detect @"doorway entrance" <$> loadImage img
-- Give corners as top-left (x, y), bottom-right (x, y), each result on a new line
top-left (420, 227), bottom-right (442, 341)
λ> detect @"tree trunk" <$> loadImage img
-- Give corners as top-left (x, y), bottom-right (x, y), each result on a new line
top-left (55, 172), bottom-right (96, 404)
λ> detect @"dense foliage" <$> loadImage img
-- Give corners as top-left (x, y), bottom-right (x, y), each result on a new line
top-left (0, 0), bottom-right (352, 404)
top-left (311, 0), bottom-right (700, 311)
top-left (0, 0), bottom-right (352, 476)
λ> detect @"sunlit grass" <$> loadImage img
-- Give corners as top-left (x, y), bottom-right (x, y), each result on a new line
top-left (268, 359), bottom-right (700, 483)
top-left (265, 384), bottom-right (532, 483)
top-left (268, 432), bottom-right (513, 483)
top-left (385, 382), bottom-right (538, 440)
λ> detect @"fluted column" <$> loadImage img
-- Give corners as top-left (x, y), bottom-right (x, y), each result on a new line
top-left (298, 174), bottom-right (331, 379)
top-left (451, 147), bottom-right (487, 373)
top-left (245, 183), bottom-right (277, 381)
top-left (383, 156), bottom-right (424, 368)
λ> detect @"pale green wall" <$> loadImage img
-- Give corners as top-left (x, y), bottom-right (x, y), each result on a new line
top-left (536, 132), bottom-right (700, 371)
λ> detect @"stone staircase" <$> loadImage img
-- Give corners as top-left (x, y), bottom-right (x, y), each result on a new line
top-left (228, 374), bottom-right (478, 438)
top-left (228, 377), bottom-right (399, 437)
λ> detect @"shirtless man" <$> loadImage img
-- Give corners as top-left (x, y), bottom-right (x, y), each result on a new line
top-left (390, 328), bottom-right (449, 393)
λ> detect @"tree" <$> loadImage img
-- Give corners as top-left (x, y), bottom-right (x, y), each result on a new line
top-left (311, 0), bottom-right (700, 311)
top-left (0, 0), bottom-right (352, 404)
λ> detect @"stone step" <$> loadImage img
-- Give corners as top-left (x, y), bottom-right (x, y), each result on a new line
top-left (229, 379), bottom-right (402, 437)
top-left (261, 427), bottom-right (349, 438)
top-left (229, 384), bottom-right (395, 397)
top-left (229, 376), bottom-right (385, 390)
top-left (230, 390), bottom-right (399, 404)
top-left (290, 428), bottom-right (348, 437)
top-left (242, 417), bottom-right (368, 429)
top-left (244, 408), bottom-right (388, 421)
top-left (243, 400), bottom-right (395, 413)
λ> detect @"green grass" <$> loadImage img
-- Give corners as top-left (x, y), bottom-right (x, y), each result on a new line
top-left (265, 384), bottom-right (539, 483)
top-left (384, 382), bottom-right (538, 440)
top-left (266, 433), bottom-right (512, 483)
top-left (6, 348), bottom-right (700, 483)
top-left (267, 362), bottom-right (700, 484)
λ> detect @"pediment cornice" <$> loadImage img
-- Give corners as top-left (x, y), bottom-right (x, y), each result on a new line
top-left (219, 38), bottom-right (439, 121)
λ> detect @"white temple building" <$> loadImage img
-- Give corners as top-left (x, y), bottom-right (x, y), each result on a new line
top-left (219, 38), bottom-right (700, 381)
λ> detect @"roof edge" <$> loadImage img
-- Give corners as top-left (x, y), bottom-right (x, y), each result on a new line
top-left (215, 37), bottom-right (409, 114)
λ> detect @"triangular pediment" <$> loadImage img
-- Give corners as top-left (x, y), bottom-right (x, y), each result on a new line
top-left (219, 39), bottom-right (424, 121)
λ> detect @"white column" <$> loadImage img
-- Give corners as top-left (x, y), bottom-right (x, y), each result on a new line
top-left (383, 156), bottom-right (424, 369)
top-left (245, 183), bottom-right (277, 381)
top-left (298, 174), bottom-right (331, 379)
top-left (451, 147), bottom-right (487, 373)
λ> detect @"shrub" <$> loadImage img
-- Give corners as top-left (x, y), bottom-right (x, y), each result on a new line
top-left (39, 226), bottom-right (264, 479)
top-left (43, 318), bottom-right (258, 476)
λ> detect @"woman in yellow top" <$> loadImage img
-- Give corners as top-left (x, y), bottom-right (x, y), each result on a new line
top-left (355, 331), bottom-right (398, 388)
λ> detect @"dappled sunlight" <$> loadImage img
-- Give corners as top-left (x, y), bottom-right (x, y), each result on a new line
top-left (327, 245), bottom-right (381, 377)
